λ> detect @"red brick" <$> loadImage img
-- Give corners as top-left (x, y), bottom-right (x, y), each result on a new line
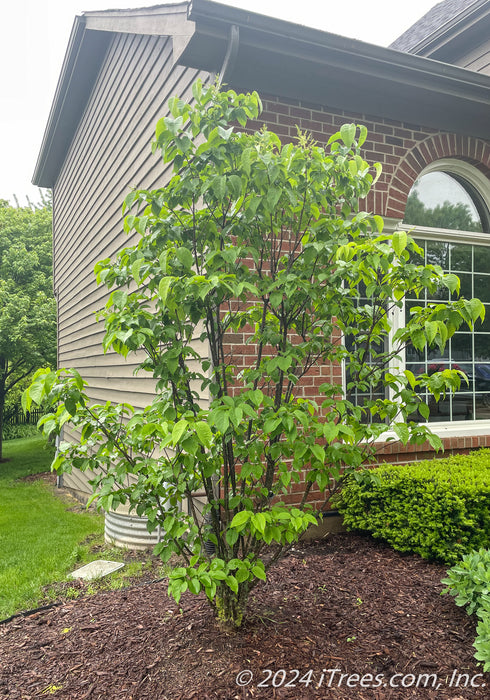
top-left (393, 127), bottom-right (414, 140)
top-left (290, 106), bottom-right (312, 120)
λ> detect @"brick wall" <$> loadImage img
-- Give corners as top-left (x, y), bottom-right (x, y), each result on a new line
top-left (222, 93), bottom-right (490, 509)
top-left (246, 95), bottom-right (490, 219)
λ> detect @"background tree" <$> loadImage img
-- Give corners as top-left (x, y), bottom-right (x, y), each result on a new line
top-left (404, 189), bottom-right (482, 232)
top-left (25, 83), bottom-right (483, 628)
top-left (0, 199), bottom-right (56, 458)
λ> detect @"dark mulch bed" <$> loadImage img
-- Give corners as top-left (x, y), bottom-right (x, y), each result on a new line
top-left (1, 533), bottom-right (487, 699)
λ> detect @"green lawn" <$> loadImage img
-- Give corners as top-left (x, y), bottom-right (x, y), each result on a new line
top-left (0, 437), bottom-right (104, 619)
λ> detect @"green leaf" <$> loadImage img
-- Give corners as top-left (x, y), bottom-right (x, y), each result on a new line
top-left (323, 422), bottom-right (339, 443)
top-left (171, 419), bottom-right (188, 444)
top-left (225, 575), bottom-right (239, 594)
top-left (393, 423), bottom-right (409, 444)
top-left (427, 432), bottom-right (443, 451)
top-left (424, 321), bottom-right (438, 345)
top-left (372, 162), bottom-right (382, 184)
top-left (372, 215), bottom-right (384, 233)
top-left (251, 512), bottom-right (266, 535)
top-left (212, 175), bottom-right (226, 201)
top-left (340, 123), bottom-right (356, 148)
top-left (392, 230), bottom-right (407, 257)
top-left (276, 355), bottom-right (292, 372)
top-left (358, 125), bottom-right (368, 147)
top-left (159, 250), bottom-right (168, 273)
top-left (404, 369), bottom-right (416, 389)
top-left (176, 247), bottom-right (193, 269)
top-left (443, 274), bottom-right (460, 294)
top-left (123, 191), bottom-right (138, 213)
top-left (251, 565), bottom-right (267, 581)
top-left (411, 328), bottom-right (426, 351)
top-left (111, 290), bottom-right (127, 310)
top-left (188, 578), bottom-right (201, 595)
top-left (265, 187), bottom-right (281, 211)
top-left (311, 444), bottom-right (325, 464)
top-left (212, 410), bottom-right (230, 434)
top-left (192, 79), bottom-right (202, 103)
top-left (25, 380), bottom-right (45, 407)
top-left (348, 159), bottom-right (358, 177)
top-left (226, 528), bottom-right (239, 546)
top-left (241, 148), bottom-right (252, 177)
top-left (158, 277), bottom-right (173, 306)
top-left (218, 126), bottom-right (233, 141)
top-left (131, 257), bottom-right (144, 285)
top-left (235, 566), bottom-right (250, 583)
top-left (230, 510), bottom-right (251, 531)
top-left (195, 421), bottom-right (212, 448)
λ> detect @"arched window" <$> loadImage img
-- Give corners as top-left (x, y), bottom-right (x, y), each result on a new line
top-left (403, 160), bottom-right (490, 423)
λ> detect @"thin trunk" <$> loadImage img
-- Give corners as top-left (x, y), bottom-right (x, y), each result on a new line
top-left (0, 357), bottom-right (6, 461)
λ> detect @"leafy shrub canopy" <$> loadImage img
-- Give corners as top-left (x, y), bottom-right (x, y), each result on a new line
top-left (336, 449), bottom-right (490, 563)
top-left (24, 82), bottom-right (484, 627)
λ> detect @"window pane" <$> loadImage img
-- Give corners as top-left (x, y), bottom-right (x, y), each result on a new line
top-left (474, 246), bottom-right (490, 273)
top-left (457, 273), bottom-right (473, 299)
top-left (451, 334), bottom-right (472, 362)
top-left (426, 240), bottom-right (449, 268)
top-left (404, 172), bottom-right (483, 232)
top-left (474, 393), bottom-right (490, 420)
top-left (449, 243), bottom-right (472, 272)
top-left (474, 275), bottom-right (490, 302)
top-left (451, 393), bottom-right (473, 421)
top-left (480, 306), bottom-right (490, 333)
top-left (475, 336), bottom-right (490, 362)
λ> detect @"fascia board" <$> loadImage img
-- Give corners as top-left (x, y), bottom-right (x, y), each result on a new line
top-left (184, 0), bottom-right (490, 138)
top-left (32, 17), bottom-right (111, 188)
top-left (32, 4), bottom-right (195, 189)
top-left (187, 0), bottom-right (490, 97)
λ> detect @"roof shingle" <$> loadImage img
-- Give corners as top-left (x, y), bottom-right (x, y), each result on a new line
top-left (390, 0), bottom-right (481, 52)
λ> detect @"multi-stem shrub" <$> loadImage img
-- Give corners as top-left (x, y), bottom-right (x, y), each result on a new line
top-left (24, 81), bottom-right (484, 628)
top-left (336, 450), bottom-right (490, 563)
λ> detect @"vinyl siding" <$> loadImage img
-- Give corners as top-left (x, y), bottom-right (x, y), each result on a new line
top-left (454, 38), bottom-right (490, 75)
top-left (53, 31), bottom-right (211, 496)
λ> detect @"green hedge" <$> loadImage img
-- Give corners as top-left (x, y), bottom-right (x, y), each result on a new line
top-left (335, 449), bottom-right (490, 564)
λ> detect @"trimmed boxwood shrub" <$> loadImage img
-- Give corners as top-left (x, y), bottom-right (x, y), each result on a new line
top-left (335, 449), bottom-right (490, 564)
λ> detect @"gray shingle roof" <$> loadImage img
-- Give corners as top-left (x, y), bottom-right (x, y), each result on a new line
top-left (390, 0), bottom-right (481, 52)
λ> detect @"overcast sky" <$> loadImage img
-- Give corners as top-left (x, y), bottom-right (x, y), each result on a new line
top-left (0, 0), bottom-right (440, 206)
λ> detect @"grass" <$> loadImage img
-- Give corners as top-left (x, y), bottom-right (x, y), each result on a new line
top-left (0, 437), bottom-right (105, 619)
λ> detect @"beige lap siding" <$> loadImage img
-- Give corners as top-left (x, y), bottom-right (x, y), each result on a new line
top-left (53, 31), bottom-right (210, 498)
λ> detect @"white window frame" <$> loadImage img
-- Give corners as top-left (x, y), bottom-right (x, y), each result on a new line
top-left (382, 159), bottom-right (490, 438)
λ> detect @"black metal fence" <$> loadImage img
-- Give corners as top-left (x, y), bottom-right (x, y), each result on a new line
top-left (4, 405), bottom-right (44, 426)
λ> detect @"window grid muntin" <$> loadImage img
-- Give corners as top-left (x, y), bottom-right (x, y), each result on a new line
top-left (405, 238), bottom-right (490, 422)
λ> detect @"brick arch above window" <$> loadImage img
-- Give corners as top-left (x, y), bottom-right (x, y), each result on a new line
top-left (384, 134), bottom-right (490, 219)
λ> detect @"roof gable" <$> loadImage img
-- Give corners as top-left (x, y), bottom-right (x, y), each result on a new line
top-left (33, 0), bottom-right (490, 188)
top-left (32, 3), bottom-right (193, 188)
top-left (390, 0), bottom-right (489, 57)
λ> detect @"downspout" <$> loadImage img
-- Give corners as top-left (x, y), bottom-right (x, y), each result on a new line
top-left (56, 432), bottom-right (63, 489)
top-left (52, 195), bottom-right (64, 490)
top-left (216, 24), bottom-right (240, 87)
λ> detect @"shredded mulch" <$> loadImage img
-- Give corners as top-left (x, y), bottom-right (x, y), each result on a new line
top-left (1, 533), bottom-right (487, 699)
